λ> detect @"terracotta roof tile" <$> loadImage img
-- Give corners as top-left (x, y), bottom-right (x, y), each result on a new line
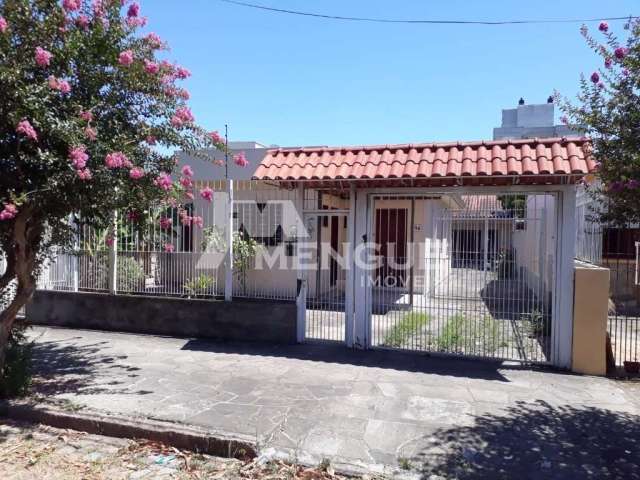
top-left (253, 137), bottom-right (594, 184)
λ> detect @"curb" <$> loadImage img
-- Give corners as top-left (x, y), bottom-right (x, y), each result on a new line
top-left (0, 400), bottom-right (257, 460)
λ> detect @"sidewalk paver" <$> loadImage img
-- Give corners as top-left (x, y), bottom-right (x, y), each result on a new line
top-left (25, 326), bottom-right (640, 478)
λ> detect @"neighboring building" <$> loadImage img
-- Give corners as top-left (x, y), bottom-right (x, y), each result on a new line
top-left (493, 98), bottom-right (581, 140)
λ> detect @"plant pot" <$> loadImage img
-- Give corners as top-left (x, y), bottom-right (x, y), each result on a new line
top-left (623, 361), bottom-right (640, 374)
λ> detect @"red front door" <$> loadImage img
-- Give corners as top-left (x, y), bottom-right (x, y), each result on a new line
top-left (375, 208), bottom-right (408, 288)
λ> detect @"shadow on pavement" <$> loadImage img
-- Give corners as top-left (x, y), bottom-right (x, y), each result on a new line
top-left (180, 339), bottom-right (541, 382)
top-left (30, 335), bottom-right (148, 397)
top-left (416, 400), bottom-right (640, 479)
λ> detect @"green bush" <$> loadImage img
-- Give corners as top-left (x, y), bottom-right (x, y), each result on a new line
top-left (116, 256), bottom-right (146, 292)
top-left (436, 314), bottom-right (500, 355)
top-left (383, 312), bottom-right (430, 348)
top-left (184, 274), bottom-right (215, 297)
top-left (0, 322), bottom-right (33, 399)
top-left (79, 254), bottom-right (145, 292)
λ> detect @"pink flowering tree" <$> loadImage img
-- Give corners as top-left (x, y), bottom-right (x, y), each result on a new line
top-left (559, 19), bottom-right (640, 225)
top-left (0, 0), bottom-right (228, 373)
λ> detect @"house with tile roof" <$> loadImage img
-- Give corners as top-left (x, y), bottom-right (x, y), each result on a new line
top-left (172, 132), bottom-right (594, 368)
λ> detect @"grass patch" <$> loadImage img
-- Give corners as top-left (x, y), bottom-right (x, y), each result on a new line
top-left (383, 312), bottom-right (430, 348)
top-left (436, 314), bottom-right (501, 355)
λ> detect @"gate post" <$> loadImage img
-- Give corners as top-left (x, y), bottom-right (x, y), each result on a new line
top-left (344, 184), bottom-right (356, 347)
top-left (554, 186), bottom-right (577, 368)
top-left (224, 179), bottom-right (234, 301)
top-left (352, 190), bottom-right (369, 348)
top-left (107, 210), bottom-right (118, 295)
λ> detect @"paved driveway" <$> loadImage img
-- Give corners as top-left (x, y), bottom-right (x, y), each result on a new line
top-left (26, 326), bottom-right (640, 478)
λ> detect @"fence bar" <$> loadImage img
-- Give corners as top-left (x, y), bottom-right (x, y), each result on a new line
top-left (224, 179), bottom-right (234, 301)
top-left (108, 211), bottom-right (118, 294)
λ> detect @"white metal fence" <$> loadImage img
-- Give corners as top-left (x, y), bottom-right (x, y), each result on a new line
top-left (575, 187), bottom-right (603, 265)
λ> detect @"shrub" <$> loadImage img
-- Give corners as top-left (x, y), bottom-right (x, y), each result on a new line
top-left (0, 322), bottom-right (33, 398)
top-left (383, 312), bottom-right (430, 348)
top-left (184, 274), bottom-right (215, 297)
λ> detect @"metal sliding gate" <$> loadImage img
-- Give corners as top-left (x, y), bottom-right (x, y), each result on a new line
top-left (299, 212), bottom-right (348, 343)
top-left (368, 192), bottom-right (559, 364)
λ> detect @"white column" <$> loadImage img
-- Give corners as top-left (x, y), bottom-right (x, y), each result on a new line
top-left (352, 190), bottom-right (370, 348)
top-left (70, 215), bottom-right (79, 292)
top-left (553, 186), bottom-right (577, 369)
top-left (224, 179), bottom-right (234, 301)
top-left (295, 183), bottom-right (306, 342)
top-left (344, 184), bottom-right (356, 347)
top-left (483, 217), bottom-right (489, 271)
top-left (107, 211), bottom-right (118, 294)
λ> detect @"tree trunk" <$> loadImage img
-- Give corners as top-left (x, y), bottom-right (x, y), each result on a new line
top-left (0, 206), bottom-right (40, 377)
top-left (0, 282), bottom-right (34, 376)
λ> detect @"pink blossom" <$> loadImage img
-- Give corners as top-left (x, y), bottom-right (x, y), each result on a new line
top-left (623, 68), bottom-right (630, 76)
top-left (0, 17), bottom-right (8, 34)
top-left (179, 176), bottom-right (192, 188)
top-left (58, 79), bottom-right (71, 93)
top-left (129, 167), bottom-right (145, 180)
top-left (48, 76), bottom-right (71, 93)
top-left (155, 173), bottom-right (172, 191)
top-left (126, 211), bottom-right (140, 222)
top-left (105, 235), bottom-right (114, 247)
top-left (160, 60), bottom-right (173, 72)
top-left (146, 135), bottom-right (157, 145)
top-left (127, 2), bottom-right (140, 17)
top-left (597, 81), bottom-right (604, 89)
top-left (104, 152), bottom-right (129, 169)
top-left (76, 168), bottom-right (92, 181)
top-left (209, 131), bottom-right (222, 143)
top-left (598, 21), bottom-right (608, 32)
top-left (159, 216), bottom-right (173, 230)
top-left (16, 119), bottom-right (38, 141)
top-left (175, 66), bottom-right (191, 79)
top-left (118, 50), bottom-right (134, 66)
top-left (163, 243), bottom-right (175, 253)
top-left (0, 203), bottom-right (18, 221)
top-left (35, 47), bottom-right (53, 67)
top-left (76, 14), bottom-right (90, 29)
top-left (145, 32), bottom-right (163, 49)
top-left (184, 191), bottom-right (194, 200)
top-left (614, 47), bottom-right (627, 60)
top-left (85, 126), bottom-right (97, 141)
top-left (181, 165), bottom-right (194, 177)
top-left (604, 58), bottom-right (612, 69)
top-left (627, 179), bottom-right (640, 190)
top-left (590, 71), bottom-right (600, 84)
top-left (79, 110), bottom-right (93, 122)
top-left (170, 106), bottom-right (195, 127)
top-left (126, 16), bottom-right (147, 28)
top-left (92, 0), bottom-right (104, 17)
top-left (144, 60), bottom-right (159, 74)
top-left (234, 151), bottom-right (249, 167)
top-left (62, 0), bottom-right (81, 12)
top-left (48, 75), bottom-right (59, 89)
top-left (69, 145), bottom-right (89, 169)
top-left (180, 214), bottom-right (192, 226)
top-left (214, 159), bottom-right (225, 167)
top-left (192, 216), bottom-right (203, 228)
top-left (200, 186), bottom-right (214, 202)
top-left (175, 88), bottom-right (190, 100)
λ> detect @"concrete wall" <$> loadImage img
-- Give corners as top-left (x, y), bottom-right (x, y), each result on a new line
top-left (572, 261), bottom-right (610, 376)
top-left (27, 290), bottom-right (297, 344)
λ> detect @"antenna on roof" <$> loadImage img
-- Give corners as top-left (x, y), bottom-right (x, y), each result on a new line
top-left (518, 97), bottom-right (525, 105)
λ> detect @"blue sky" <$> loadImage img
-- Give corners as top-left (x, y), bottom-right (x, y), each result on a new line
top-left (145, 0), bottom-right (637, 147)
